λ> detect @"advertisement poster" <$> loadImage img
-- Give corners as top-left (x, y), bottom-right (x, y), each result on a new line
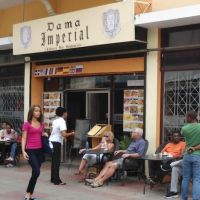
top-left (123, 90), bottom-right (144, 132)
top-left (43, 92), bottom-right (62, 129)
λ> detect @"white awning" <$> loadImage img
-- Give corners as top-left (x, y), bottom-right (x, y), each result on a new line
top-left (135, 4), bottom-right (200, 28)
top-left (0, 36), bottom-right (12, 50)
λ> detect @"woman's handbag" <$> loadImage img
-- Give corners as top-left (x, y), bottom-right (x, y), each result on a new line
top-left (42, 136), bottom-right (52, 155)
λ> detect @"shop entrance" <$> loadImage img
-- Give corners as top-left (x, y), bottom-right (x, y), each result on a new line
top-left (64, 90), bottom-right (110, 130)
top-left (86, 91), bottom-right (110, 126)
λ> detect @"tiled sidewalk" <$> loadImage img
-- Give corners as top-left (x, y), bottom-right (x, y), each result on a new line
top-left (0, 161), bottom-right (181, 200)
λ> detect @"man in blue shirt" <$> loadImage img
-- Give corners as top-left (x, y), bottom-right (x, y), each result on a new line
top-left (85, 128), bottom-right (146, 188)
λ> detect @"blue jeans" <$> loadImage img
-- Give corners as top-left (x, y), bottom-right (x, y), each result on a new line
top-left (182, 154), bottom-right (200, 200)
top-left (26, 148), bottom-right (43, 194)
top-left (10, 142), bottom-right (17, 159)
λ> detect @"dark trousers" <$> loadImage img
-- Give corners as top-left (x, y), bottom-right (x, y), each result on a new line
top-left (26, 148), bottom-right (43, 194)
top-left (51, 142), bottom-right (62, 184)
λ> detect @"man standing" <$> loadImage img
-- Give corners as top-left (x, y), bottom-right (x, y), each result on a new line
top-left (181, 111), bottom-right (200, 200)
top-left (49, 107), bottom-right (74, 185)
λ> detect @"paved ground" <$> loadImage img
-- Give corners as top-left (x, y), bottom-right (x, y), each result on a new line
top-left (0, 160), bottom-right (181, 200)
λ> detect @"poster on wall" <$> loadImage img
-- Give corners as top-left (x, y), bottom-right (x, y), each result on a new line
top-left (123, 89), bottom-right (144, 132)
top-left (43, 92), bottom-right (62, 130)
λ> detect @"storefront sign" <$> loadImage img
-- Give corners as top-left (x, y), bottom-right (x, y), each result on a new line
top-left (123, 89), bottom-right (144, 132)
top-left (34, 65), bottom-right (83, 77)
top-left (13, 1), bottom-right (135, 55)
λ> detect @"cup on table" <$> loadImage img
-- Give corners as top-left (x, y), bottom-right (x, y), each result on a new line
top-left (159, 153), bottom-right (163, 158)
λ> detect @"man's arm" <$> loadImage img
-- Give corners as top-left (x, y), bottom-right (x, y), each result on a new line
top-left (188, 144), bottom-right (200, 153)
top-left (122, 153), bottom-right (140, 159)
top-left (114, 150), bottom-right (126, 156)
top-left (61, 130), bottom-right (74, 138)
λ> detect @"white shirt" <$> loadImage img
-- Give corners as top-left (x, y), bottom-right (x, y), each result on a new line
top-left (0, 129), bottom-right (17, 140)
top-left (49, 117), bottom-right (67, 146)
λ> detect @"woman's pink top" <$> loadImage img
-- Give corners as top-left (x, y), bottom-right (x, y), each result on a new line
top-left (22, 122), bottom-right (44, 149)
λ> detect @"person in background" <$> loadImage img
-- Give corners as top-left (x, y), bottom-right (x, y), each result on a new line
top-left (0, 121), bottom-right (7, 131)
top-left (164, 160), bottom-right (183, 198)
top-left (22, 105), bottom-right (48, 200)
top-left (85, 128), bottom-right (146, 188)
top-left (49, 107), bottom-right (74, 185)
top-left (0, 122), bottom-right (18, 167)
top-left (165, 135), bottom-right (200, 199)
top-left (76, 131), bottom-right (114, 182)
top-left (148, 132), bottom-right (185, 183)
top-left (181, 111), bottom-right (200, 200)
top-left (161, 132), bottom-right (185, 158)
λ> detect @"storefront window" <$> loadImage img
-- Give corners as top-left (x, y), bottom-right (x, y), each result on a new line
top-left (163, 70), bottom-right (200, 140)
top-left (113, 74), bottom-right (144, 139)
top-left (0, 65), bottom-right (24, 133)
top-left (64, 76), bottom-right (110, 89)
top-left (43, 73), bottom-right (145, 139)
top-left (44, 78), bottom-right (64, 91)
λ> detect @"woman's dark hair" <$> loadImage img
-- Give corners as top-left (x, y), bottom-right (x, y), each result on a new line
top-left (6, 122), bottom-right (13, 129)
top-left (56, 107), bottom-right (67, 117)
top-left (27, 105), bottom-right (43, 123)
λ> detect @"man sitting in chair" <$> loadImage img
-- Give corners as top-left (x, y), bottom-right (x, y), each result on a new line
top-left (148, 132), bottom-right (185, 184)
top-left (0, 122), bottom-right (18, 167)
top-left (85, 128), bottom-right (146, 188)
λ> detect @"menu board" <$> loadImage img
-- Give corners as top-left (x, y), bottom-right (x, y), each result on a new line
top-left (43, 92), bottom-right (62, 129)
top-left (123, 90), bottom-right (144, 132)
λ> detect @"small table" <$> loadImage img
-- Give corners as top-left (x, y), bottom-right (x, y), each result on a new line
top-left (142, 155), bottom-right (174, 194)
top-left (0, 139), bottom-right (17, 164)
top-left (143, 155), bottom-right (174, 161)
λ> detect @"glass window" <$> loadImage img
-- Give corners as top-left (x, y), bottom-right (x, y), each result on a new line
top-left (64, 76), bottom-right (110, 89)
top-left (0, 66), bottom-right (24, 133)
top-left (44, 78), bottom-right (64, 91)
top-left (114, 74), bottom-right (144, 88)
top-left (163, 70), bottom-right (200, 141)
top-left (162, 24), bottom-right (200, 47)
top-left (113, 73), bottom-right (145, 139)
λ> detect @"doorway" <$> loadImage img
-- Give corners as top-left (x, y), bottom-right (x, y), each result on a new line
top-left (64, 90), bottom-right (110, 129)
top-left (65, 91), bottom-right (86, 130)
top-left (86, 91), bottom-right (110, 126)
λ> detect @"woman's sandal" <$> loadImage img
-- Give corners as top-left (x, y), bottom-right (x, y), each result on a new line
top-left (91, 181), bottom-right (103, 188)
top-left (54, 182), bottom-right (66, 185)
top-left (59, 182), bottom-right (66, 185)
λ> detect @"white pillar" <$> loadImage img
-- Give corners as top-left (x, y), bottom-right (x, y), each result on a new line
top-left (145, 28), bottom-right (160, 154)
top-left (24, 57), bottom-right (31, 121)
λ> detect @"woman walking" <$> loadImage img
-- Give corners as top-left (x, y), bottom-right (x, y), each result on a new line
top-left (22, 105), bottom-right (48, 200)
top-left (49, 107), bottom-right (74, 185)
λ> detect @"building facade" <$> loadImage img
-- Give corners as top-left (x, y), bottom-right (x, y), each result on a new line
top-left (0, 0), bottom-right (200, 154)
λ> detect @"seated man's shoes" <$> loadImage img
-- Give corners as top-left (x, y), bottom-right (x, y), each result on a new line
top-left (85, 178), bottom-right (94, 184)
top-left (91, 181), bottom-right (103, 188)
top-left (164, 191), bottom-right (178, 198)
top-left (161, 164), bottom-right (172, 172)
